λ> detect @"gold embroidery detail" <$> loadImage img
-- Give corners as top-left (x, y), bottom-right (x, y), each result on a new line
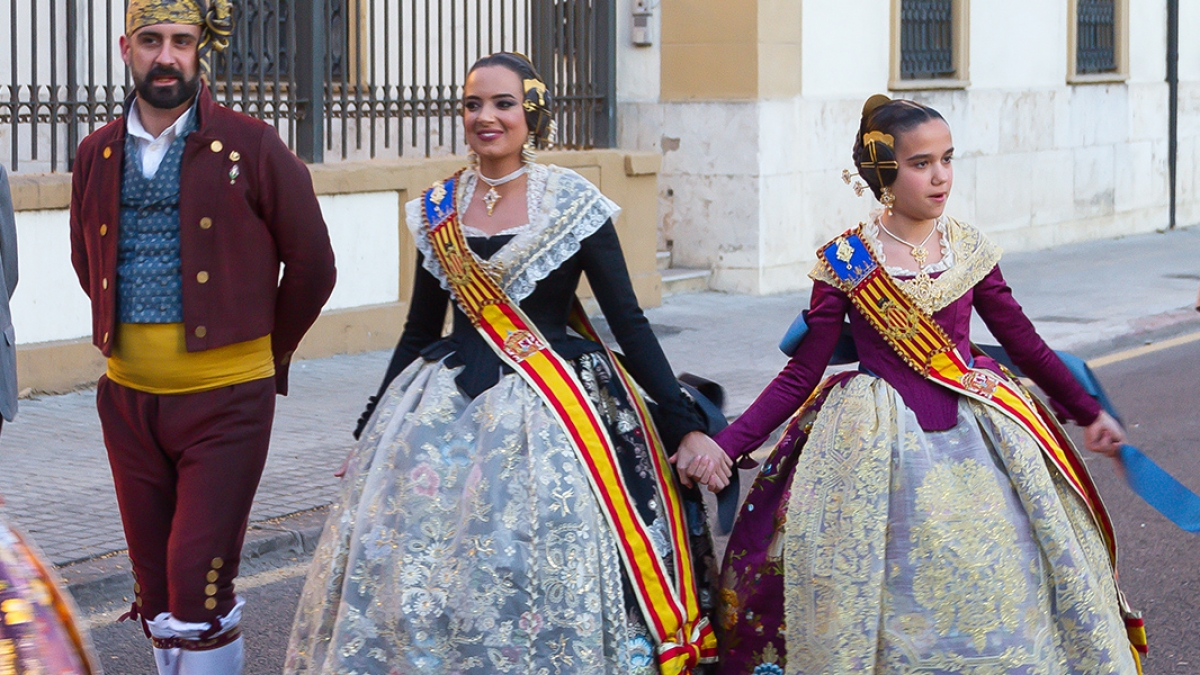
top-left (811, 219), bottom-right (1002, 316)
top-left (910, 459), bottom-right (1026, 651)
top-left (895, 218), bottom-right (1001, 314)
top-left (778, 378), bottom-right (1136, 674)
top-left (835, 237), bottom-right (855, 264)
top-left (876, 297), bottom-right (921, 341)
top-left (429, 180), bottom-right (447, 207)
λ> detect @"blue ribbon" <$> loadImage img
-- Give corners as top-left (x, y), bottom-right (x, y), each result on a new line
top-left (1117, 444), bottom-right (1200, 533)
top-left (1056, 351), bottom-right (1200, 534)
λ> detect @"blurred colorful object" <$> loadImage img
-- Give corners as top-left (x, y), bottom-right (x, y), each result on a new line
top-left (0, 514), bottom-right (100, 674)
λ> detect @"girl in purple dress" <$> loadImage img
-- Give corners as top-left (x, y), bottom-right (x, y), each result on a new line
top-left (712, 96), bottom-right (1143, 674)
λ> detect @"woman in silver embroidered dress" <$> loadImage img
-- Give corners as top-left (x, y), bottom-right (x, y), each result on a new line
top-left (284, 53), bottom-right (730, 675)
top-left (714, 96), bottom-right (1142, 674)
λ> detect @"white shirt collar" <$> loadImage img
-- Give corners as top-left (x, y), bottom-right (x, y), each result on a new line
top-left (126, 98), bottom-right (197, 143)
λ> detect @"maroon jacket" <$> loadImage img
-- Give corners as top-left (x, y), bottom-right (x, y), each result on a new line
top-left (69, 84), bottom-right (336, 395)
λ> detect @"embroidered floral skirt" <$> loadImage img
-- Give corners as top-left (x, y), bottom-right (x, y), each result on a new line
top-left (718, 374), bottom-right (1137, 675)
top-left (285, 352), bottom-right (714, 675)
top-left (0, 514), bottom-right (99, 674)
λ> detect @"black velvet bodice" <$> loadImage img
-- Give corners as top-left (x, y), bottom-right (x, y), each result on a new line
top-left (367, 220), bottom-right (703, 450)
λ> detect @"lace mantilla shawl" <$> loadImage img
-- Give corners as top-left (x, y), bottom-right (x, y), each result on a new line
top-left (407, 164), bottom-right (622, 303)
top-left (810, 217), bottom-right (1002, 314)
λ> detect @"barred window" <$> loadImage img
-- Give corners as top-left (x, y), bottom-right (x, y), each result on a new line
top-left (1076, 0), bottom-right (1116, 74)
top-left (211, 0), bottom-right (293, 80)
top-left (900, 0), bottom-right (955, 80)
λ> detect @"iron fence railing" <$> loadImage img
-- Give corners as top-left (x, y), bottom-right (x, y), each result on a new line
top-left (0, 0), bottom-right (614, 172)
top-left (1077, 0), bottom-right (1117, 74)
top-left (899, 0), bottom-right (955, 80)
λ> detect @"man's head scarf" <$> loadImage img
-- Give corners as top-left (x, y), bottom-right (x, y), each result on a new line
top-left (125, 0), bottom-right (234, 65)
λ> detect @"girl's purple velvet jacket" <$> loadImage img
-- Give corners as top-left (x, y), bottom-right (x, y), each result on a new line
top-left (715, 265), bottom-right (1102, 459)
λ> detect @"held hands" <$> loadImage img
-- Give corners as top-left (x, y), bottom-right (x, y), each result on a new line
top-left (669, 431), bottom-right (733, 493)
top-left (1083, 411), bottom-right (1126, 458)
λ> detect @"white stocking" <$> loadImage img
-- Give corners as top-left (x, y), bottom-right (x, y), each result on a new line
top-left (153, 646), bottom-right (181, 675)
top-left (179, 635), bottom-right (244, 675)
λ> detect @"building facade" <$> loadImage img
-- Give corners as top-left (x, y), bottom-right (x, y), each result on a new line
top-left (615, 0), bottom-right (1199, 294)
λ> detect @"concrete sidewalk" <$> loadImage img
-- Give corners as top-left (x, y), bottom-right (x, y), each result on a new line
top-left (2, 224), bottom-right (1198, 610)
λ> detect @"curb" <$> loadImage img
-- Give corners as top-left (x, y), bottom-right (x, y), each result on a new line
top-left (1066, 309), bottom-right (1200, 361)
top-left (60, 506), bottom-right (330, 617)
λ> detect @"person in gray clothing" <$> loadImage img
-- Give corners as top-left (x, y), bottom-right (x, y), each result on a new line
top-left (0, 163), bottom-right (18, 429)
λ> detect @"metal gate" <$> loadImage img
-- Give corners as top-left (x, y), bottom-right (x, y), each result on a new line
top-left (0, 0), bottom-right (615, 172)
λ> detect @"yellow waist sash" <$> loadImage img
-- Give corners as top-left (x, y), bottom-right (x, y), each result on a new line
top-left (420, 174), bottom-right (716, 674)
top-left (107, 323), bottom-right (274, 395)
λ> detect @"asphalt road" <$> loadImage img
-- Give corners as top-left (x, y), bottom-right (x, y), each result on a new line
top-left (1075, 334), bottom-right (1200, 675)
top-left (85, 334), bottom-right (1200, 674)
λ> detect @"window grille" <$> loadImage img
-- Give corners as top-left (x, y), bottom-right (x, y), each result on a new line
top-left (900, 0), bottom-right (955, 80)
top-left (1077, 0), bottom-right (1117, 74)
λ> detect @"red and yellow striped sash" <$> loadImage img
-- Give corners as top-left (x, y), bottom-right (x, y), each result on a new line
top-left (421, 176), bottom-right (716, 673)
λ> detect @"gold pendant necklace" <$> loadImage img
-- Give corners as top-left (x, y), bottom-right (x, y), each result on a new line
top-left (879, 219), bottom-right (942, 314)
top-left (476, 165), bottom-right (528, 216)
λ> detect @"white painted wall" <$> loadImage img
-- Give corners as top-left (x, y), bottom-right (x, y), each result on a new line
top-left (10, 209), bottom-right (92, 345)
top-left (800, 0), bottom-right (890, 98)
top-left (10, 191), bottom-right (403, 346)
top-left (969, 0), bottom-right (1064, 88)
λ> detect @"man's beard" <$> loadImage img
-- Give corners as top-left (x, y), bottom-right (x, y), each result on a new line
top-left (135, 65), bottom-right (200, 110)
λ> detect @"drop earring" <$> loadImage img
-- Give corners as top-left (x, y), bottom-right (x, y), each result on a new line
top-left (880, 186), bottom-right (896, 216)
top-left (521, 134), bottom-right (537, 165)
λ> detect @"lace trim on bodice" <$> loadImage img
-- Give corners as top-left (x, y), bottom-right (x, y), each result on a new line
top-left (810, 217), bottom-right (1002, 314)
top-left (863, 209), bottom-right (955, 275)
top-left (407, 163), bottom-right (621, 303)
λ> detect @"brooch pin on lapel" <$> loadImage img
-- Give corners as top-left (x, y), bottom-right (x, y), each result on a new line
top-left (228, 150), bottom-right (241, 184)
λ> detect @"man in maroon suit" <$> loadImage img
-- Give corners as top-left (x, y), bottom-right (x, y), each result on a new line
top-left (69, 0), bottom-right (336, 671)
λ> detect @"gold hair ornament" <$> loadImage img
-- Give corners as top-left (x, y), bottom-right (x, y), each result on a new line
top-left (861, 93), bottom-right (892, 118)
top-left (842, 169), bottom-right (868, 197)
top-left (860, 129), bottom-right (899, 196)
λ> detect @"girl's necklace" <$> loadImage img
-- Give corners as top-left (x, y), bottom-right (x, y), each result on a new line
top-left (878, 218), bottom-right (942, 314)
top-left (477, 166), bottom-right (527, 216)
top-left (878, 219), bottom-right (937, 269)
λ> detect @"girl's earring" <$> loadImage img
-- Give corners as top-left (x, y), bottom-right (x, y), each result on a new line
top-left (880, 186), bottom-right (896, 216)
top-left (468, 150), bottom-right (479, 168)
top-left (521, 134), bottom-right (537, 165)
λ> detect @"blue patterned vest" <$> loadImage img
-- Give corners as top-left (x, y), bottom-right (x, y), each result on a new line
top-left (116, 114), bottom-right (196, 323)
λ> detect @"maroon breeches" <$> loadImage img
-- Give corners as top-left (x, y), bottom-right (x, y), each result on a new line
top-left (96, 375), bottom-right (275, 626)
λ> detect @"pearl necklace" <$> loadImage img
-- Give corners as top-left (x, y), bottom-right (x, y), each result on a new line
top-left (477, 165), bottom-right (528, 216)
